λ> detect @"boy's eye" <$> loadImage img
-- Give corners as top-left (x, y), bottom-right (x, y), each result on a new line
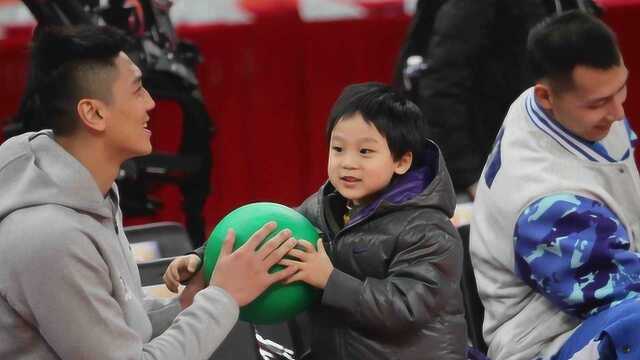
top-left (331, 146), bottom-right (343, 152)
top-left (360, 148), bottom-right (374, 155)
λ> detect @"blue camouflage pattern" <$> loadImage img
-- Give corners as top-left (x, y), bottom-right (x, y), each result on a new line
top-left (514, 193), bottom-right (640, 318)
top-left (552, 297), bottom-right (640, 360)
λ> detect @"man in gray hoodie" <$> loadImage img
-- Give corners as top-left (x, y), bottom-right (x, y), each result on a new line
top-left (0, 25), bottom-right (298, 359)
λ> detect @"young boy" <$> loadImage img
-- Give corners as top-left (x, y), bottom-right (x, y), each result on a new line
top-left (165, 83), bottom-right (467, 359)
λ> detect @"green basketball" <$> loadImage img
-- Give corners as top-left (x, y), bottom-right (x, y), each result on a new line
top-left (202, 202), bottom-right (320, 324)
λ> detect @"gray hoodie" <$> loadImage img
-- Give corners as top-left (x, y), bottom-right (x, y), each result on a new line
top-left (0, 131), bottom-right (239, 359)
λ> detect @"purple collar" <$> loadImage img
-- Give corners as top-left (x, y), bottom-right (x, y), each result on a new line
top-left (348, 166), bottom-right (432, 225)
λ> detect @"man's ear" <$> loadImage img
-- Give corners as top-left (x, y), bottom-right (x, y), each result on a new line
top-left (394, 151), bottom-right (413, 175)
top-left (533, 83), bottom-right (554, 111)
top-left (76, 99), bottom-right (106, 132)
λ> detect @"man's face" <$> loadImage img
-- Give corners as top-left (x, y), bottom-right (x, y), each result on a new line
top-left (543, 62), bottom-right (628, 142)
top-left (327, 113), bottom-right (411, 205)
top-left (101, 52), bottom-right (155, 160)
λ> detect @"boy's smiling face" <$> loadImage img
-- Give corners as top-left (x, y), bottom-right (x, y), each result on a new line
top-left (327, 113), bottom-right (412, 205)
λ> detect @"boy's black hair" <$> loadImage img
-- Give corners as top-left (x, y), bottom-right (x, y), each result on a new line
top-left (527, 10), bottom-right (620, 90)
top-left (326, 82), bottom-right (425, 168)
top-left (16, 25), bottom-right (130, 135)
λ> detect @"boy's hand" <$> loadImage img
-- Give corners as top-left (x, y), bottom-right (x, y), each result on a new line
top-left (179, 270), bottom-right (206, 309)
top-left (163, 254), bottom-right (202, 293)
top-left (280, 239), bottom-right (334, 289)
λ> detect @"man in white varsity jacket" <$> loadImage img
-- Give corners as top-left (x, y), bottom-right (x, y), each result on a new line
top-left (470, 11), bottom-right (640, 360)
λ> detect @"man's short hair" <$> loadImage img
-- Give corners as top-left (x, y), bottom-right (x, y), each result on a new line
top-left (17, 25), bottom-right (129, 135)
top-left (526, 10), bottom-right (621, 90)
top-left (326, 82), bottom-right (425, 168)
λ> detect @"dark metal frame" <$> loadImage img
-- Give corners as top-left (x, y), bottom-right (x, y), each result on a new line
top-left (14, 0), bottom-right (214, 247)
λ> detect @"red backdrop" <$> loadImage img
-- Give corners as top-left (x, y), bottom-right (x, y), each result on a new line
top-left (0, 0), bottom-right (638, 237)
top-left (0, 4), bottom-right (411, 235)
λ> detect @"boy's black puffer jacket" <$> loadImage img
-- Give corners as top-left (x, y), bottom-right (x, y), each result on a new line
top-left (297, 141), bottom-right (467, 360)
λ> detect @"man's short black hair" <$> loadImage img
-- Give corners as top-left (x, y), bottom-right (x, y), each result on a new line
top-left (527, 10), bottom-right (621, 90)
top-left (326, 82), bottom-right (425, 168)
top-left (16, 25), bottom-right (129, 135)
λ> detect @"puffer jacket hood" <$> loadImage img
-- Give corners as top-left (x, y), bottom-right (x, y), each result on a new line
top-left (303, 139), bottom-right (457, 236)
top-left (347, 138), bottom-right (456, 223)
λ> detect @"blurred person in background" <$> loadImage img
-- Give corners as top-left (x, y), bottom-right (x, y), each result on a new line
top-left (395, 0), bottom-right (599, 199)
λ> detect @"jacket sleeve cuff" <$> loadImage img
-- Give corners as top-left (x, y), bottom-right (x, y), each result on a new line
top-left (190, 245), bottom-right (205, 259)
top-left (321, 269), bottom-right (362, 312)
top-left (194, 286), bottom-right (240, 322)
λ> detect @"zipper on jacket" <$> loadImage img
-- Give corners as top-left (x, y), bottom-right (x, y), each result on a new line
top-left (337, 327), bottom-right (345, 359)
top-left (326, 237), bottom-right (335, 257)
top-left (108, 190), bottom-right (120, 235)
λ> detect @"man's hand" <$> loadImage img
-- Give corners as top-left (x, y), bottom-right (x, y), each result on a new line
top-left (210, 222), bottom-right (299, 306)
top-left (280, 239), bottom-right (333, 289)
top-left (163, 254), bottom-right (202, 293)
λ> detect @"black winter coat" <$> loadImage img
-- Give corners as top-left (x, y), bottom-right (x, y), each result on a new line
top-left (297, 142), bottom-right (466, 360)
top-left (395, 0), bottom-right (600, 191)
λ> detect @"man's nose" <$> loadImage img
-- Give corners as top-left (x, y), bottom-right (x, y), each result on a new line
top-left (145, 89), bottom-right (156, 111)
top-left (608, 96), bottom-right (625, 122)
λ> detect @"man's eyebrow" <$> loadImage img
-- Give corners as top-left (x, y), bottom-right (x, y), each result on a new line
top-left (131, 74), bottom-right (142, 87)
top-left (588, 78), bottom-right (628, 104)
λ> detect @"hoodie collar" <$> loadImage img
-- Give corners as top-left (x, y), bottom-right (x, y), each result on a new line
top-left (0, 131), bottom-right (114, 220)
top-left (31, 132), bottom-right (115, 218)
